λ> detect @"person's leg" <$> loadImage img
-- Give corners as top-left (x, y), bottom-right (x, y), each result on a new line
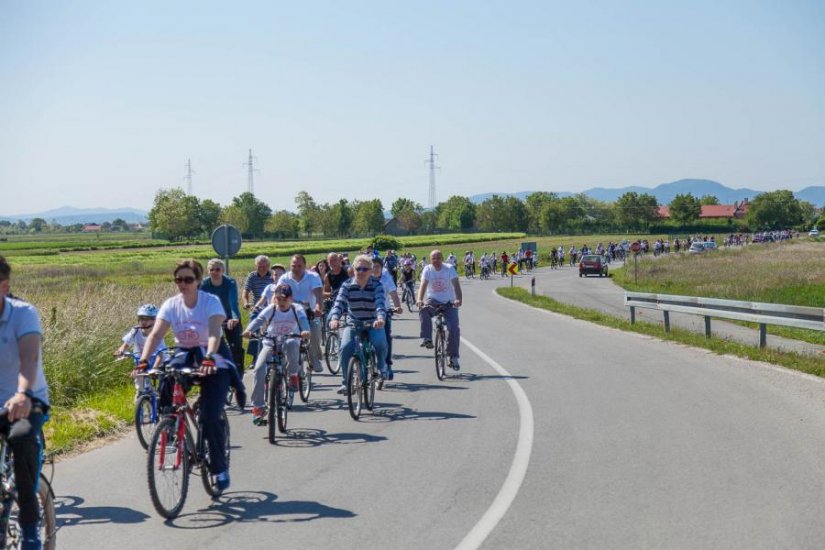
top-left (309, 318), bottom-right (323, 372)
top-left (226, 322), bottom-right (245, 374)
top-left (8, 407), bottom-right (46, 547)
top-left (250, 342), bottom-right (272, 409)
top-left (338, 326), bottom-right (356, 388)
top-left (369, 326), bottom-right (388, 374)
top-left (419, 304), bottom-right (434, 341)
top-left (384, 313), bottom-right (393, 370)
top-left (445, 306), bottom-right (461, 359)
top-left (199, 370), bottom-right (230, 474)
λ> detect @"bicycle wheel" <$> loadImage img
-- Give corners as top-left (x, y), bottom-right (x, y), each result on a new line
top-left (346, 356), bottom-right (363, 420)
top-left (299, 365), bottom-right (312, 403)
top-left (201, 409), bottom-right (231, 496)
top-left (276, 374), bottom-right (289, 434)
top-left (364, 354), bottom-right (377, 411)
top-left (435, 328), bottom-right (446, 381)
top-left (405, 288), bottom-right (415, 312)
top-left (134, 394), bottom-right (157, 451)
top-left (5, 473), bottom-right (57, 550)
top-left (325, 332), bottom-right (341, 374)
top-left (147, 416), bottom-right (190, 519)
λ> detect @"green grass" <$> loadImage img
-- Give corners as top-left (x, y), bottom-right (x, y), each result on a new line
top-left (497, 287), bottom-right (825, 378)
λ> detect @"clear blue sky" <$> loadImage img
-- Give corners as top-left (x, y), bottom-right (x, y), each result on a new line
top-left (1, 0), bottom-right (823, 215)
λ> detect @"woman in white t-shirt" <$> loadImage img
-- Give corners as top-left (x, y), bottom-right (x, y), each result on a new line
top-left (137, 259), bottom-right (236, 494)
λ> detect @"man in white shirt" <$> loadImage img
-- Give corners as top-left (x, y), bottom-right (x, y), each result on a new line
top-left (277, 254), bottom-right (324, 373)
top-left (416, 249), bottom-right (463, 370)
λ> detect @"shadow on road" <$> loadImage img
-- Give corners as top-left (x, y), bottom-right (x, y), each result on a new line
top-left (268, 427), bottom-right (387, 448)
top-left (357, 404), bottom-right (476, 424)
top-left (54, 495), bottom-right (151, 529)
top-left (454, 373), bottom-right (529, 382)
top-left (167, 491), bottom-right (355, 529)
top-left (381, 381), bottom-right (468, 393)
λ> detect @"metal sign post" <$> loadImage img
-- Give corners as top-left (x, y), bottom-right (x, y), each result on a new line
top-left (630, 241), bottom-right (641, 285)
top-left (531, 276), bottom-right (536, 296)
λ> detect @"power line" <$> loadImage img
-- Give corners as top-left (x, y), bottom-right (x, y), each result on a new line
top-left (427, 145), bottom-right (440, 209)
top-left (184, 158), bottom-right (195, 194)
top-left (243, 149), bottom-right (259, 194)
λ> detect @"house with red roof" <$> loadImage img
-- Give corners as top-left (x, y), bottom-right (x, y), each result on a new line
top-left (658, 199), bottom-right (749, 220)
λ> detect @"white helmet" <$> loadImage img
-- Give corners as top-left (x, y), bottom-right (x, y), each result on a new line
top-left (137, 304), bottom-right (158, 318)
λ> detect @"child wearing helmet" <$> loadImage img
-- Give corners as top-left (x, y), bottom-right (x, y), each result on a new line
top-left (116, 304), bottom-right (167, 395)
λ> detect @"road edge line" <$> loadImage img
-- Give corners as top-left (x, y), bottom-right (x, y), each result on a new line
top-left (455, 337), bottom-right (534, 550)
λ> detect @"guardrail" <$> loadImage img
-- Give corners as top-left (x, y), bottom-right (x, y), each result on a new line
top-left (624, 292), bottom-right (825, 348)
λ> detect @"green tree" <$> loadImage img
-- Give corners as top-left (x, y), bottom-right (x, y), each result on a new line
top-left (231, 192), bottom-right (271, 238)
top-left (437, 196), bottom-right (476, 231)
top-left (419, 210), bottom-right (438, 233)
top-left (390, 197), bottom-right (423, 234)
top-left (745, 190), bottom-right (804, 230)
top-left (219, 205), bottom-right (249, 233)
top-left (476, 195), bottom-right (528, 232)
top-left (110, 218), bottom-right (129, 232)
top-left (265, 210), bottom-right (300, 238)
top-left (328, 199), bottom-right (354, 237)
top-left (29, 218), bottom-right (47, 232)
top-left (390, 197), bottom-right (422, 217)
top-left (668, 193), bottom-right (702, 224)
top-left (353, 199), bottom-right (386, 236)
top-left (294, 191), bottom-right (321, 235)
top-left (147, 188), bottom-right (202, 240)
top-left (699, 195), bottom-right (720, 205)
top-left (524, 192), bottom-right (557, 234)
top-left (615, 192), bottom-right (659, 230)
top-left (199, 199), bottom-right (222, 235)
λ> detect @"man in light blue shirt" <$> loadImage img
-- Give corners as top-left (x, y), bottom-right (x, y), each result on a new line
top-left (0, 256), bottom-right (50, 549)
top-left (277, 254), bottom-right (324, 372)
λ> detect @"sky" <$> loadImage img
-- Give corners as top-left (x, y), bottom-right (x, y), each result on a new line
top-left (1, 0), bottom-right (823, 215)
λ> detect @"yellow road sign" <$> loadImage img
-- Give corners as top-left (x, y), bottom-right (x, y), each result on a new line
top-left (507, 262), bottom-right (519, 276)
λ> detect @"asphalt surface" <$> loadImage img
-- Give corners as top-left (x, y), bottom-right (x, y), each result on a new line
top-left (54, 274), bottom-right (825, 549)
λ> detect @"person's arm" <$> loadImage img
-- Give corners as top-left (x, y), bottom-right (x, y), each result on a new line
top-left (312, 286), bottom-right (323, 317)
top-left (201, 313), bottom-right (225, 375)
top-left (451, 271), bottom-right (463, 307)
top-left (323, 273), bottom-right (332, 298)
top-left (6, 333), bottom-right (40, 420)
top-left (374, 282), bottom-right (387, 327)
top-left (228, 278), bottom-right (241, 322)
top-left (328, 282), bottom-right (348, 330)
top-left (243, 305), bottom-right (271, 337)
top-left (416, 268), bottom-right (429, 305)
top-left (242, 274), bottom-right (253, 309)
top-left (138, 319), bottom-right (170, 369)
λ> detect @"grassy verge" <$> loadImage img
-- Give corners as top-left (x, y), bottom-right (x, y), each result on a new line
top-left (497, 287), bottom-right (825, 379)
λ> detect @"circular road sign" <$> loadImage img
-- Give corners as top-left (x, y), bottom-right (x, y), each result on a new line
top-left (211, 224), bottom-right (242, 257)
top-left (630, 241), bottom-right (641, 254)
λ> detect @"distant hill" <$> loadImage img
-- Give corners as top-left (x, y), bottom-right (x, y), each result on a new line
top-left (469, 179), bottom-right (825, 205)
top-left (0, 206), bottom-right (149, 225)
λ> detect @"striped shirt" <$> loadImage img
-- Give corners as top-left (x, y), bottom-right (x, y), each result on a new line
top-left (328, 277), bottom-right (386, 325)
top-left (244, 271), bottom-right (273, 304)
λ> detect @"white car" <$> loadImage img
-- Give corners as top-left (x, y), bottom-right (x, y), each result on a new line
top-left (687, 242), bottom-right (705, 254)
top-left (809, 228), bottom-right (819, 237)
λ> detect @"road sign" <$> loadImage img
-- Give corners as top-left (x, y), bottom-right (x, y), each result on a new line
top-left (630, 241), bottom-right (641, 254)
top-left (211, 224), bottom-right (242, 257)
top-left (507, 262), bottom-right (519, 276)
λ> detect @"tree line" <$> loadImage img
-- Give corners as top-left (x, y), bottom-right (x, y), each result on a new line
top-left (68, 187), bottom-right (815, 241)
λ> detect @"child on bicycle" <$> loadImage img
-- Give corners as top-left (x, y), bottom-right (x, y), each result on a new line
top-left (242, 284), bottom-right (310, 425)
top-left (116, 304), bottom-right (166, 398)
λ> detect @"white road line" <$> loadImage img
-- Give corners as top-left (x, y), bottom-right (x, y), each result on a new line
top-left (455, 337), bottom-right (534, 550)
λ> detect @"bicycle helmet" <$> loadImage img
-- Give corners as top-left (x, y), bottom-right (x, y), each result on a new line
top-left (137, 304), bottom-right (159, 318)
top-left (403, 259), bottom-right (413, 267)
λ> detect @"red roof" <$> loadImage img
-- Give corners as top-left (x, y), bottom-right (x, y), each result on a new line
top-left (658, 202), bottom-right (748, 219)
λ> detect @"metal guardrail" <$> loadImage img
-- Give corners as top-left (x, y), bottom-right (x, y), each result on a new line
top-left (624, 292), bottom-right (825, 348)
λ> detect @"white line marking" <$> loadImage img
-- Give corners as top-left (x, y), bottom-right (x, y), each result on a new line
top-left (455, 337), bottom-right (534, 550)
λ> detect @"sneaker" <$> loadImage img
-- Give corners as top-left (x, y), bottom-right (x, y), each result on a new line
top-left (336, 384), bottom-right (348, 395)
top-left (251, 407), bottom-right (265, 424)
top-left (421, 339), bottom-right (433, 349)
top-left (450, 357), bottom-right (460, 371)
top-left (215, 470), bottom-right (230, 494)
top-left (387, 368), bottom-right (394, 381)
top-left (289, 373), bottom-right (299, 391)
top-left (312, 361), bottom-right (324, 373)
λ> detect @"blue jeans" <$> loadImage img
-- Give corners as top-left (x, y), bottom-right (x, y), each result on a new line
top-left (419, 300), bottom-right (460, 358)
top-left (339, 324), bottom-right (388, 385)
top-left (384, 312), bottom-right (394, 367)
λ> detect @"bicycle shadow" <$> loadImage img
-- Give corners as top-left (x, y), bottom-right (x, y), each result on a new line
top-left (454, 373), bottom-right (529, 382)
top-left (54, 495), bottom-right (151, 529)
top-left (300, 398), bottom-right (345, 413)
top-left (358, 404), bottom-right (476, 424)
top-left (380, 381), bottom-right (468, 393)
top-left (268, 428), bottom-right (388, 448)
top-left (167, 491), bottom-right (355, 529)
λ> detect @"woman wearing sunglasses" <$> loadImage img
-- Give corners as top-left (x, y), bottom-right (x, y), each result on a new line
top-left (136, 259), bottom-right (234, 493)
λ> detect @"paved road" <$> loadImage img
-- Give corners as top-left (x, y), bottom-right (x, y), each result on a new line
top-left (512, 262), bottom-right (825, 356)
top-left (55, 275), bottom-right (825, 549)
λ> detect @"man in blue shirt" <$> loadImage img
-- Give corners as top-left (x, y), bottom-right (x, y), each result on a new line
top-left (0, 256), bottom-right (50, 550)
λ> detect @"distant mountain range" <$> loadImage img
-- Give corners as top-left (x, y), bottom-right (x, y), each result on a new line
top-left (0, 206), bottom-right (149, 225)
top-left (468, 179), bottom-right (825, 206)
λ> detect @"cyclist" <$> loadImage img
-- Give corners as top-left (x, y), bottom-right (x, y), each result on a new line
top-left (500, 251), bottom-right (509, 277)
top-left (327, 255), bottom-right (388, 394)
top-left (201, 259), bottom-right (244, 377)
top-left (254, 263), bottom-right (288, 310)
top-left (0, 256), bottom-right (50, 550)
top-left (136, 259), bottom-right (235, 494)
top-left (277, 255), bottom-right (324, 374)
top-left (323, 252), bottom-right (349, 304)
top-left (242, 284), bottom-right (310, 425)
top-left (115, 304), bottom-right (166, 398)
top-left (385, 249), bottom-right (399, 283)
top-left (399, 259), bottom-right (416, 303)
top-left (463, 250), bottom-right (475, 278)
top-left (371, 258), bottom-right (403, 380)
top-left (416, 249), bottom-right (463, 370)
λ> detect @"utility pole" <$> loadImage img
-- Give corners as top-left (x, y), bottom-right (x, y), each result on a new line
top-left (243, 149), bottom-right (258, 195)
top-left (427, 145), bottom-right (439, 209)
top-left (184, 158), bottom-right (194, 195)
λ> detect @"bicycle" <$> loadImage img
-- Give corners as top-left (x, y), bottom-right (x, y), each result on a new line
top-left (146, 359), bottom-right (231, 519)
top-left (324, 313), bottom-right (344, 375)
top-left (401, 281), bottom-right (416, 312)
top-left (430, 303), bottom-right (455, 381)
top-left (0, 409), bottom-right (56, 550)
top-left (118, 350), bottom-right (164, 450)
top-left (346, 321), bottom-right (382, 421)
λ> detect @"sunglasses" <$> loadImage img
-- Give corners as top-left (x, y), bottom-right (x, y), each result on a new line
top-left (174, 276), bottom-right (196, 284)
top-left (355, 267), bottom-right (371, 272)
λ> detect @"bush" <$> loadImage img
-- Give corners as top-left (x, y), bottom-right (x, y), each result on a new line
top-left (370, 235), bottom-right (401, 251)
